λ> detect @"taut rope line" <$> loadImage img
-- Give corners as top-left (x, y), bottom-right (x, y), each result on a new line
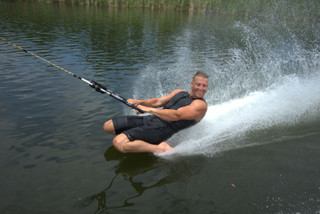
top-left (0, 37), bottom-right (144, 113)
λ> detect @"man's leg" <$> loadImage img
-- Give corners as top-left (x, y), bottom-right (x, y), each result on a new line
top-left (113, 133), bottom-right (172, 153)
top-left (103, 119), bottom-right (116, 135)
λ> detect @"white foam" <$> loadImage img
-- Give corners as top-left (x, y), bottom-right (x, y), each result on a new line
top-left (159, 73), bottom-right (320, 158)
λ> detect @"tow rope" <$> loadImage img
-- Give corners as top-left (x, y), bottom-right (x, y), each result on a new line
top-left (0, 37), bottom-right (144, 113)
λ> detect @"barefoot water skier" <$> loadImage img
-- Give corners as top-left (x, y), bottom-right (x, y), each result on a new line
top-left (0, 38), bottom-right (208, 154)
top-left (103, 71), bottom-right (209, 154)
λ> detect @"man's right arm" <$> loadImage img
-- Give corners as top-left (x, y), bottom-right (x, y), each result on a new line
top-left (128, 89), bottom-right (184, 108)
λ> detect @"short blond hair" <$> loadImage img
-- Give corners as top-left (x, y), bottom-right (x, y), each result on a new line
top-left (193, 71), bottom-right (209, 81)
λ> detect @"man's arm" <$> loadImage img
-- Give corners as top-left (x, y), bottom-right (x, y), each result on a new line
top-left (138, 99), bottom-right (207, 122)
top-left (128, 89), bottom-right (184, 108)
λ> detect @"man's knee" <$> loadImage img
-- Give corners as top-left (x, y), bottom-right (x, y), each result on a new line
top-left (113, 134), bottom-right (130, 153)
top-left (103, 120), bottom-right (115, 135)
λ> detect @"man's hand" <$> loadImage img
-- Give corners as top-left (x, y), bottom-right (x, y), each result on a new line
top-left (127, 99), bottom-right (140, 106)
top-left (127, 99), bottom-right (143, 114)
top-left (136, 105), bottom-right (154, 114)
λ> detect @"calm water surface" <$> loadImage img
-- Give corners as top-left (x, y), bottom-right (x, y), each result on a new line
top-left (1, 1), bottom-right (320, 213)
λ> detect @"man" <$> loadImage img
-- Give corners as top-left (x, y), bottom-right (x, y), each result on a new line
top-left (103, 71), bottom-right (209, 154)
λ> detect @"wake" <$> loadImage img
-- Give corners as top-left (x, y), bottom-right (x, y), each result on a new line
top-left (160, 73), bottom-right (320, 158)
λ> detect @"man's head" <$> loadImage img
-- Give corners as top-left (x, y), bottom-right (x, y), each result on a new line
top-left (190, 71), bottom-right (209, 99)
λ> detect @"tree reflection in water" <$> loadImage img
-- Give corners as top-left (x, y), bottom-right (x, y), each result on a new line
top-left (80, 145), bottom-right (182, 213)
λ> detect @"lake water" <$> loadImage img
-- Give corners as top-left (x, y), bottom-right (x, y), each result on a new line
top-left (1, 1), bottom-right (320, 213)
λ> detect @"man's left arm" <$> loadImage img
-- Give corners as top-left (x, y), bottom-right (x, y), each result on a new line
top-left (138, 100), bottom-right (207, 122)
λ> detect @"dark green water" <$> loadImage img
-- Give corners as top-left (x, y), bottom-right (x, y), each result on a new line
top-left (1, 1), bottom-right (320, 213)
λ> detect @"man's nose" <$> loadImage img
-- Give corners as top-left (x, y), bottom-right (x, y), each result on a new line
top-left (199, 85), bottom-right (206, 90)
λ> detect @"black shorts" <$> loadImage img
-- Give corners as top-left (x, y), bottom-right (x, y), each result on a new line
top-left (112, 115), bottom-right (175, 145)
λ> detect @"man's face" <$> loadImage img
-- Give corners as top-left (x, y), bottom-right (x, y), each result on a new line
top-left (190, 76), bottom-right (208, 99)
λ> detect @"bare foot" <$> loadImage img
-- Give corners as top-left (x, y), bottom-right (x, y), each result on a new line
top-left (157, 141), bottom-right (173, 153)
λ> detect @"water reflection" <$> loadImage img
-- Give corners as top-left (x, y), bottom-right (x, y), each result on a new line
top-left (80, 146), bottom-right (179, 213)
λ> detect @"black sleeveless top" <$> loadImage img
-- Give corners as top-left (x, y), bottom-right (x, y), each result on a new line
top-left (161, 91), bottom-right (205, 131)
